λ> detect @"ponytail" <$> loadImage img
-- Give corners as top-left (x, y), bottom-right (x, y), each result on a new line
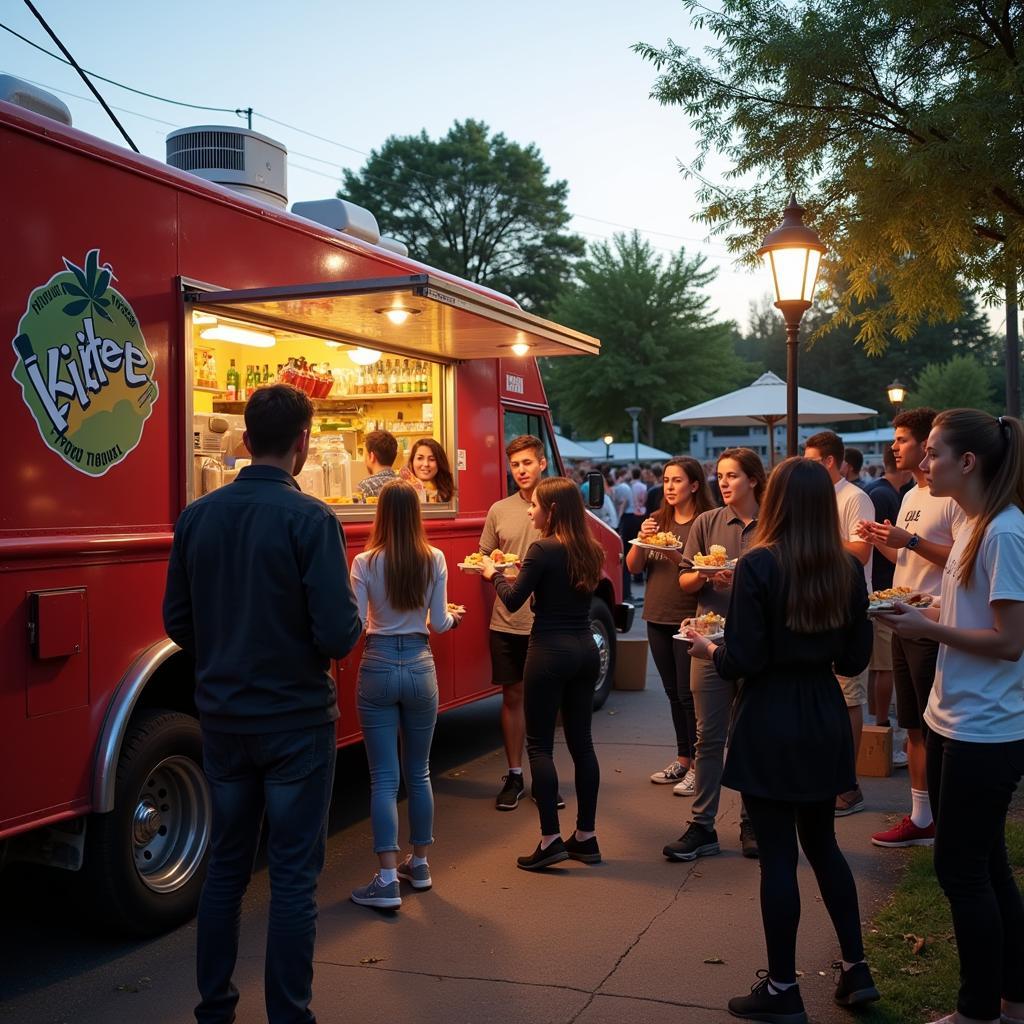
top-left (933, 409), bottom-right (1024, 587)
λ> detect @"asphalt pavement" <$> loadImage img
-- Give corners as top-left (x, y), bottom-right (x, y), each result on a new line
top-left (0, 615), bottom-right (912, 1024)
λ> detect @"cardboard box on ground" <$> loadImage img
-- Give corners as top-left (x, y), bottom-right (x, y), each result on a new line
top-left (857, 724), bottom-right (893, 778)
top-left (614, 638), bottom-right (648, 691)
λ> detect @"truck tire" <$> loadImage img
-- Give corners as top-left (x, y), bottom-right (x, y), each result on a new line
top-left (590, 598), bottom-right (616, 710)
top-left (83, 709), bottom-right (210, 935)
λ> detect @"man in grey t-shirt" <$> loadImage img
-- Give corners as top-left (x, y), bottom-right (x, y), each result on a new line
top-left (480, 435), bottom-right (545, 811)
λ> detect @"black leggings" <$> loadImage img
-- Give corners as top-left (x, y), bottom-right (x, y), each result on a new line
top-left (743, 794), bottom-right (865, 983)
top-left (926, 731), bottom-right (1024, 1021)
top-left (524, 632), bottom-right (601, 836)
top-left (647, 622), bottom-right (696, 760)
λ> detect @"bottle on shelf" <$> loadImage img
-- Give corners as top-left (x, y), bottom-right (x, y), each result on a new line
top-left (375, 362), bottom-right (385, 394)
top-left (263, 364), bottom-right (270, 384)
top-left (388, 359), bottom-right (398, 394)
top-left (226, 358), bottom-right (239, 400)
top-left (400, 358), bottom-right (410, 393)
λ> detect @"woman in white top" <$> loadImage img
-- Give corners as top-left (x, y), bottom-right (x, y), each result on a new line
top-left (882, 409), bottom-right (1024, 1024)
top-left (348, 480), bottom-right (463, 910)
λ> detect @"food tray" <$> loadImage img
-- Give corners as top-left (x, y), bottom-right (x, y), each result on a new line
top-left (629, 538), bottom-right (683, 551)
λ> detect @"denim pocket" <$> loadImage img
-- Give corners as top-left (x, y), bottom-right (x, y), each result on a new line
top-left (408, 659), bottom-right (439, 703)
top-left (258, 728), bottom-right (319, 783)
top-left (358, 663), bottom-right (398, 706)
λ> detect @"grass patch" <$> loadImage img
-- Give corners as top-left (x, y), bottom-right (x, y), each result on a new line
top-left (859, 805), bottom-right (1023, 1023)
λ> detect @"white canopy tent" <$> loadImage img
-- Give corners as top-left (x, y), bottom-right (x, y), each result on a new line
top-left (554, 434), bottom-right (598, 461)
top-left (662, 371), bottom-right (877, 465)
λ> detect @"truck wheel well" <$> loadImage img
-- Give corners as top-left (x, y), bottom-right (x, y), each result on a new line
top-left (133, 651), bottom-right (197, 719)
top-left (595, 578), bottom-right (615, 614)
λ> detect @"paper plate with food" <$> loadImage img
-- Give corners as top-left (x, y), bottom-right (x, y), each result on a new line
top-left (630, 531), bottom-right (683, 551)
top-left (675, 613), bottom-right (726, 643)
top-left (457, 549), bottom-right (520, 573)
top-left (446, 602), bottom-right (466, 615)
top-left (867, 586), bottom-right (933, 615)
top-left (687, 545), bottom-right (738, 574)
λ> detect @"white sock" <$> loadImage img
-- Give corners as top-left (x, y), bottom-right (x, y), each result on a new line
top-left (910, 788), bottom-right (932, 829)
top-left (508, 767), bottom-right (523, 775)
top-left (411, 855), bottom-right (428, 868)
top-left (768, 978), bottom-right (796, 994)
top-left (379, 868), bottom-right (398, 884)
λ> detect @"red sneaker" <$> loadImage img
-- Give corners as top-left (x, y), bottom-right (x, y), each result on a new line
top-left (871, 815), bottom-right (935, 847)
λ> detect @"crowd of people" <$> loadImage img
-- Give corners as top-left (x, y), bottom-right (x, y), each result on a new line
top-left (163, 382), bottom-right (1022, 1024)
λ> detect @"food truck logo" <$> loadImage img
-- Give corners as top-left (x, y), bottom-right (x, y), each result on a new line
top-left (10, 249), bottom-right (158, 477)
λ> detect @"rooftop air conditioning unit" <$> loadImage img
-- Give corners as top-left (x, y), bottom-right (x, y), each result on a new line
top-left (167, 125), bottom-right (287, 208)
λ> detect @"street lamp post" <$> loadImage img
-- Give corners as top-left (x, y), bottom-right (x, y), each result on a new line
top-left (625, 407), bottom-right (642, 463)
top-left (602, 433), bottom-right (614, 461)
top-left (758, 196), bottom-right (825, 457)
top-left (886, 380), bottom-right (908, 411)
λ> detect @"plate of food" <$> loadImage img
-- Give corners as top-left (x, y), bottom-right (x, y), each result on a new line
top-left (687, 545), bottom-right (738, 574)
top-left (675, 613), bottom-right (726, 643)
top-left (446, 602), bottom-right (466, 615)
top-left (867, 586), bottom-right (933, 615)
top-left (457, 549), bottom-right (520, 573)
top-left (629, 532), bottom-right (683, 551)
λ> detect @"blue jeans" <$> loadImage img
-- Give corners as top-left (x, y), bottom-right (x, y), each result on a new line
top-left (357, 634), bottom-right (439, 852)
top-left (196, 722), bottom-right (336, 1024)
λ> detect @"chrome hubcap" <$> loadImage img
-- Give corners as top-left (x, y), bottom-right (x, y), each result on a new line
top-left (591, 620), bottom-right (610, 692)
top-left (132, 755), bottom-right (211, 893)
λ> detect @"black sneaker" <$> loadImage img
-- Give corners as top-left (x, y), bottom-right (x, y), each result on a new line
top-left (516, 838), bottom-right (569, 871)
top-left (495, 773), bottom-right (524, 810)
top-left (740, 820), bottom-right (759, 859)
top-left (564, 834), bottom-right (602, 863)
top-left (728, 971), bottom-right (808, 1023)
top-left (663, 822), bottom-right (720, 861)
top-left (832, 961), bottom-right (880, 1007)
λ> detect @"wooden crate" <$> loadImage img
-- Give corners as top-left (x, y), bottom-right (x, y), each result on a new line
top-left (857, 724), bottom-right (893, 778)
top-left (613, 638), bottom-right (649, 691)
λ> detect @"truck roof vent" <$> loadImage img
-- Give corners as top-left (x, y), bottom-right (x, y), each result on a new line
top-left (378, 235), bottom-right (409, 257)
top-left (291, 198), bottom-right (381, 245)
top-left (166, 125), bottom-right (287, 209)
top-left (0, 74), bottom-right (72, 125)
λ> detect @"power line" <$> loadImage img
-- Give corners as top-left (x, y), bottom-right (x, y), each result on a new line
top-left (2, 22), bottom-right (731, 254)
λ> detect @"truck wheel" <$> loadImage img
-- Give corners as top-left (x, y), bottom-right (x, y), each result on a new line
top-left (83, 709), bottom-right (210, 935)
top-left (590, 599), bottom-right (616, 710)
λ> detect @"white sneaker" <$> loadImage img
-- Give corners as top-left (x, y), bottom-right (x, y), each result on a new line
top-left (651, 761), bottom-right (687, 784)
top-left (892, 747), bottom-right (908, 767)
top-left (673, 767), bottom-right (696, 796)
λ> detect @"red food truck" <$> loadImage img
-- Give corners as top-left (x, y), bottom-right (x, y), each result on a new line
top-left (0, 88), bottom-right (631, 933)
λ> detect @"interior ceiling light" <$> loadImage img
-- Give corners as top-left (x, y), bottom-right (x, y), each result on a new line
top-left (347, 347), bottom-right (382, 366)
top-left (376, 306), bottom-right (422, 326)
top-left (324, 340), bottom-right (342, 348)
top-left (199, 324), bottom-right (276, 348)
top-left (192, 311), bottom-right (218, 325)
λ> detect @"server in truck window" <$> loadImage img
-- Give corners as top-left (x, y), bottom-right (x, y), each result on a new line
top-left (162, 385), bottom-right (361, 1024)
top-left (482, 435), bottom-right (546, 811)
top-left (357, 429), bottom-right (400, 498)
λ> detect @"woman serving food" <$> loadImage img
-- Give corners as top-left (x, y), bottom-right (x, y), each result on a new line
top-left (400, 438), bottom-right (455, 503)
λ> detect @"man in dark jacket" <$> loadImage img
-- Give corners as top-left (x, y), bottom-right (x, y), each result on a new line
top-left (164, 384), bottom-right (361, 1024)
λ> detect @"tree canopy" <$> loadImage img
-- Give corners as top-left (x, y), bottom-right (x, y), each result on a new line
top-left (634, 0), bottom-right (1024, 353)
top-left (906, 355), bottom-right (999, 415)
top-left (542, 231), bottom-right (752, 450)
top-left (340, 119), bottom-right (584, 313)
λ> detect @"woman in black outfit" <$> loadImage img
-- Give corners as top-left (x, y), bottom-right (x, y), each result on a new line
top-left (482, 476), bottom-right (605, 871)
top-left (687, 458), bottom-right (880, 1024)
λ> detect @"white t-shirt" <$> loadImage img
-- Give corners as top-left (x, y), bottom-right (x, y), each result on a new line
top-left (835, 477), bottom-right (874, 590)
top-left (893, 484), bottom-right (966, 598)
top-left (631, 479), bottom-right (648, 515)
top-left (925, 505), bottom-right (1024, 743)
top-left (612, 481), bottom-right (631, 518)
top-left (351, 546), bottom-right (456, 636)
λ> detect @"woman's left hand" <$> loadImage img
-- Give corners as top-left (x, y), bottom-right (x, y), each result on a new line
top-left (684, 628), bottom-right (714, 661)
top-left (879, 602), bottom-right (936, 640)
top-left (481, 556), bottom-right (497, 581)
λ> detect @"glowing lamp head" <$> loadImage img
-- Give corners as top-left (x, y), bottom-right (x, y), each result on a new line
top-left (757, 196), bottom-right (825, 310)
top-left (602, 433), bottom-right (614, 446)
top-left (376, 306), bottom-right (421, 326)
top-left (199, 324), bottom-right (276, 348)
top-left (510, 341), bottom-right (531, 357)
top-left (347, 347), bottom-right (382, 366)
top-left (886, 380), bottom-right (908, 406)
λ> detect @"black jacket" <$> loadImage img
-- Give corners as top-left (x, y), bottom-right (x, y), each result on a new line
top-left (163, 466), bottom-right (362, 733)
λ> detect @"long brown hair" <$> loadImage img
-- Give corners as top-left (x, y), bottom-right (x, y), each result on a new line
top-left (718, 447), bottom-right (767, 504)
top-left (933, 409), bottom-right (1024, 586)
top-left (534, 476), bottom-right (604, 592)
top-left (654, 456), bottom-right (715, 532)
top-left (407, 438), bottom-right (455, 502)
top-left (752, 457), bottom-right (852, 632)
top-left (364, 480), bottom-right (434, 611)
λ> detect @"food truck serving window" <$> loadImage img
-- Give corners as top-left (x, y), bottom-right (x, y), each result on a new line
top-left (182, 274), bottom-right (599, 519)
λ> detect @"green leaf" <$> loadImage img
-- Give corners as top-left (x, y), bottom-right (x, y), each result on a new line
top-left (92, 268), bottom-right (111, 298)
top-left (94, 296), bottom-right (110, 307)
top-left (63, 299), bottom-right (89, 316)
top-left (91, 302), bottom-right (113, 322)
top-left (61, 282), bottom-right (87, 298)
top-left (85, 249), bottom-right (99, 293)
top-left (63, 258), bottom-right (90, 295)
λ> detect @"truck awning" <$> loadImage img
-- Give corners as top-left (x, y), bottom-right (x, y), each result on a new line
top-left (183, 274), bottom-right (600, 360)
